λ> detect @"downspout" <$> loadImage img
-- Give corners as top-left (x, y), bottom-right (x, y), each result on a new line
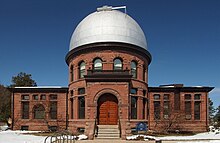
top-left (66, 90), bottom-right (68, 130)
top-left (206, 93), bottom-right (208, 131)
top-left (12, 91), bottom-right (14, 130)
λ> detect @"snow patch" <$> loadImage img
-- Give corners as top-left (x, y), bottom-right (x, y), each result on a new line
top-left (0, 130), bottom-right (88, 143)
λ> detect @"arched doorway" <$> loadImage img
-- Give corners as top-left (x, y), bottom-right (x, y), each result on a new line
top-left (98, 93), bottom-right (118, 125)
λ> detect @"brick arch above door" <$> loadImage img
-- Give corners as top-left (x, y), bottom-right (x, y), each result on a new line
top-left (93, 88), bottom-right (122, 106)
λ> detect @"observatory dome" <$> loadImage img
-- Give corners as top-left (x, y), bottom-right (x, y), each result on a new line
top-left (69, 6), bottom-right (147, 51)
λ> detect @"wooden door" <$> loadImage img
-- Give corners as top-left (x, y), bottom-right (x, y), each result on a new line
top-left (98, 94), bottom-right (118, 125)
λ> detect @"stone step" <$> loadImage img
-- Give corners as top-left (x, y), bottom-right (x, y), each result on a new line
top-left (97, 125), bottom-right (118, 129)
top-left (97, 133), bottom-right (120, 137)
top-left (96, 136), bottom-right (120, 139)
top-left (98, 131), bottom-right (120, 134)
top-left (98, 129), bottom-right (119, 132)
top-left (96, 125), bottom-right (120, 139)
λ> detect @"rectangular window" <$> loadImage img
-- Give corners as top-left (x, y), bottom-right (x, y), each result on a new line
top-left (143, 90), bottom-right (146, 97)
top-left (143, 98), bottom-right (147, 119)
top-left (40, 94), bottom-right (46, 100)
top-left (130, 88), bottom-right (137, 95)
top-left (163, 101), bottom-right (169, 119)
top-left (154, 101), bottom-right (160, 120)
top-left (49, 94), bottom-right (57, 100)
top-left (78, 96), bottom-right (85, 119)
top-left (174, 91), bottom-right (180, 110)
top-left (143, 66), bottom-right (146, 81)
top-left (50, 102), bottom-right (57, 119)
top-left (185, 94), bottom-right (191, 100)
top-left (70, 98), bottom-right (74, 119)
top-left (70, 90), bottom-right (74, 97)
top-left (185, 101), bottom-right (191, 120)
top-left (154, 94), bottom-right (160, 100)
top-left (70, 66), bottom-right (74, 82)
top-left (22, 95), bottom-right (29, 100)
top-left (164, 94), bottom-right (169, 100)
top-left (49, 126), bottom-right (57, 132)
top-left (194, 101), bottom-right (201, 120)
top-left (22, 102), bottom-right (29, 119)
top-left (78, 88), bottom-right (85, 95)
top-left (194, 94), bottom-right (201, 100)
top-left (33, 94), bottom-right (38, 100)
top-left (21, 126), bottom-right (29, 130)
top-left (131, 96), bottom-right (137, 119)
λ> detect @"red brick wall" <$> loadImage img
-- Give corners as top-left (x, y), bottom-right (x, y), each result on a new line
top-left (12, 91), bottom-right (67, 131)
top-left (148, 91), bottom-right (209, 133)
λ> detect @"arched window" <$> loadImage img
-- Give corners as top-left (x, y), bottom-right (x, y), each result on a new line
top-left (113, 58), bottom-right (122, 70)
top-left (94, 58), bottom-right (102, 70)
top-left (33, 104), bottom-right (45, 119)
top-left (131, 61), bottom-right (137, 78)
top-left (79, 61), bottom-right (86, 78)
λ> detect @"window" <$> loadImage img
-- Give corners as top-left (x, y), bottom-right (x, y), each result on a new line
top-left (154, 94), bottom-right (160, 100)
top-left (194, 94), bottom-right (201, 100)
top-left (131, 61), bottom-right (137, 78)
top-left (22, 102), bottom-right (29, 119)
top-left (33, 95), bottom-right (38, 100)
top-left (185, 94), bottom-right (191, 100)
top-left (143, 98), bottom-right (147, 119)
top-left (163, 95), bottom-right (170, 119)
top-left (21, 126), bottom-right (29, 130)
top-left (49, 94), bottom-right (57, 100)
top-left (22, 95), bottom-right (29, 100)
top-left (70, 98), bottom-right (74, 119)
top-left (78, 88), bottom-right (85, 95)
top-left (70, 90), bottom-right (74, 97)
top-left (79, 61), bottom-right (86, 78)
top-left (164, 94), bottom-right (169, 100)
top-left (33, 104), bottom-right (45, 119)
top-left (113, 58), bottom-right (122, 70)
top-left (143, 66), bottom-right (146, 81)
top-left (78, 96), bottom-right (85, 119)
top-left (194, 101), bottom-right (201, 120)
top-left (174, 91), bottom-right (180, 110)
top-left (154, 101), bottom-right (160, 120)
top-left (131, 96), bottom-right (137, 119)
top-left (50, 102), bottom-right (57, 119)
top-left (185, 101), bottom-right (191, 120)
top-left (130, 88), bottom-right (137, 95)
top-left (40, 94), bottom-right (46, 100)
top-left (94, 58), bottom-right (102, 70)
top-left (143, 90), bottom-right (146, 97)
top-left (70, 65), bottom-right (74, 82)
top-left (49, 126), bottom-right (57, 132)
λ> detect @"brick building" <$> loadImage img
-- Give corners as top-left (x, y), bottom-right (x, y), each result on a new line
top-left (9, 6), bottom-right (213, 140)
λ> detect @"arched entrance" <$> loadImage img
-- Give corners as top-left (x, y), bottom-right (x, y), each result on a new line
top-left (98, 93), bottom-right (118, 125)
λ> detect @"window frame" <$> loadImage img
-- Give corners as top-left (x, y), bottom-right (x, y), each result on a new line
top-left (79, 61), bottom-right (86, 78)
top-left (131, 61), bottom-right (137, 78)
top-left (93, 58), bottom-right (103, 70)
top-left (22, 102), bottom-right (29, 119)
top-left (113, 58), bottom-right (123, 70)
top-left (131, 96), bottom-right (137, 119)
top-left (78, 96), bottom-right (85, 119)
top-left (33, 104), bottom-right (45, 119)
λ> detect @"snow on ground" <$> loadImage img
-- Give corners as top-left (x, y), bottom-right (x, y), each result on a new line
top-left (0, 130), bottom-right (88, 143)
top-left (0, 130), bottom-right (46, 143)
top-left (126, 129), bottom-right (220, 143)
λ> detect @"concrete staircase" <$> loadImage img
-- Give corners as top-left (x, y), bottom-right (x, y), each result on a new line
top-left (96, 125), bottom-right (120, 139)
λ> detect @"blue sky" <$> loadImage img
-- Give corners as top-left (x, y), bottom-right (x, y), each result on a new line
top-left (0, 0), bottom-right (219, 106)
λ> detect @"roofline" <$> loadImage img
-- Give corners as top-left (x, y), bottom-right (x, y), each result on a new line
top-left (148, 86), bottom-right (214, 92)
top-left (8, 86), bottom-right (69, 93)
top-left (65, 42), bottom-right (152, 65)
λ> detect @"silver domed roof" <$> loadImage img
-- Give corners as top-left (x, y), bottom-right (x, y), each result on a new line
top-left (69, 6), bottom-right (147, 51)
